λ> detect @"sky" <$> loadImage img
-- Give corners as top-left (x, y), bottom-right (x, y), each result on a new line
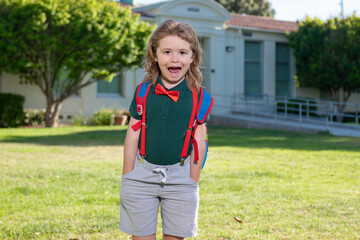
top-left (135, 0), bottom-right (360, 22)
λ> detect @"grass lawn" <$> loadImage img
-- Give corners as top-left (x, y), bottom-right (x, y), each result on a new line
top-left (0, 126), bottom-right (359, 239)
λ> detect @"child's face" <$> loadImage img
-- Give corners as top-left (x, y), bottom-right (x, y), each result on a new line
top-left (155, 35), bottom-right (193, 87)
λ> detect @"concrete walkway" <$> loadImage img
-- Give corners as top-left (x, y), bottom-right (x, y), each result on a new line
top-left (210, 113), bottom-right (360, 138)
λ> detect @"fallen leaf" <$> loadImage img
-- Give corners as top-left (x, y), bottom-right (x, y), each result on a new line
top-left (234, 216), bottom-right (244, 223)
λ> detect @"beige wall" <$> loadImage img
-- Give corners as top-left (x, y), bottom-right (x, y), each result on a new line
top-left (295, 87), bottom-right (320, 99)
top-left (296, 87), bottom-right (360, 112)
top-left (1, 72), bottom-right (136, 123)
top-left (1, 73), bottom-right (46, 109)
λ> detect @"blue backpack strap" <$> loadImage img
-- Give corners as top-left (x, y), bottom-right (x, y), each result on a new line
top-left (138, 81), bottom-right (151, 97)
top-left (202, 128), bottom-right (209, 169)
top-left (136, 81), bottom-right (151, 116)
top-left (197, 88), bottom-right (214, 123)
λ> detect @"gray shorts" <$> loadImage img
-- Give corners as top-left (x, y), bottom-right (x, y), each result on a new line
top-left (119, 153), bottom-right (199, 238)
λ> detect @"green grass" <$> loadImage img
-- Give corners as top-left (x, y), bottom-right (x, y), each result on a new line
top-left (0, 126), bottom-right (359, 239)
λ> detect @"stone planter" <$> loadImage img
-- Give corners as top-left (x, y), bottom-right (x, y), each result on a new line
top-left (114, 114), bottom-right (127, 126)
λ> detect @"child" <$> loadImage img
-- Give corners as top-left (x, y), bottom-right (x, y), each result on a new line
top-left (119, 19), bottom-right (212, 240)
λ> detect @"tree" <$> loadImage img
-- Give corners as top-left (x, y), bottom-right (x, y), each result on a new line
top-left (288, 15), bottom-right (360, 122)
top-left (214, 0), bottom-right (275, 18)
top-left (0, 0), bottom-right (153, 127)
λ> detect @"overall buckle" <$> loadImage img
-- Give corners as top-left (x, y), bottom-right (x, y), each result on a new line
top-left (180, 157), bottom-right (185, 166)
top-left (139, 154), bottom-right (145, 164)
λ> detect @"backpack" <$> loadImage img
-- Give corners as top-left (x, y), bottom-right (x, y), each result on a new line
top-left (131, 81), bottom-right (213, 169)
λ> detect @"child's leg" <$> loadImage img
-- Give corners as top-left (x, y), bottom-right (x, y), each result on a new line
top-left (119, 155), bottom-right (161, 237)
top-left (163, 234), bottom-right (185, 240)
top-left (159, 158), bottom-right (199, 238)
top-left (132, 234), bottom-right (156, 240)
top-left (160, 182), bottom-right (199, 238)
top-left (132, 234), bottom-right (184, 240)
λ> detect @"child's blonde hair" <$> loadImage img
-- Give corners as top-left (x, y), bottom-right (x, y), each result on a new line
top-left (142, 19), bottom-right (203, 92)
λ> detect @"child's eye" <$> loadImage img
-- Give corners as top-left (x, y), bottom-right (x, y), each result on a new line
top-left (180, 51), bottom-right (187, 55)
top-left (164, 51), bottom-right (170, 54)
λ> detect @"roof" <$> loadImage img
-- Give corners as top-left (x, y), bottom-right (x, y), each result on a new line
top-left (131, 1), bottom-right (299, 33)
top-left (132, 1), bottom-right (169, 12)
top-left (227, 14), bottom-right (298, 32)
top-left (131, 1), bottom-right (169, 18)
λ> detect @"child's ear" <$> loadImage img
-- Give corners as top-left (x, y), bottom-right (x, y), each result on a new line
top-left (190, 50), bottom-right (194, 63)
top-left (154, 52), bottom-right (158, 62)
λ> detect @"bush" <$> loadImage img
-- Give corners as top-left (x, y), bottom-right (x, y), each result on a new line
top-left (72, 112), bottom-right (89, 126)
top-left (0, 93), bottom-right (25, 127)
top-left (277, 98), bottom-right (317, 117)
top-left (93, 108), bottom-right (114, 126)
top-left (23, 109), bottom-right (45, 126)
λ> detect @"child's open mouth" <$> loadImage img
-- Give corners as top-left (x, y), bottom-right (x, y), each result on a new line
top-left (168, 67), bottom-right (182, 74)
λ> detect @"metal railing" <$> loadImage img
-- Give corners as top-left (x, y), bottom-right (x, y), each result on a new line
top-left (212, 93), bottom-right (360, 128)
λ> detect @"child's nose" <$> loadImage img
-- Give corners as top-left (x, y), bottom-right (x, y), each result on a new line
top-left (170, 53), bottom-right (179, 62)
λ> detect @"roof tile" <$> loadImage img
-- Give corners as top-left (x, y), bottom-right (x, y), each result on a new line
top-left (227, 14), bottom-right (298, 32)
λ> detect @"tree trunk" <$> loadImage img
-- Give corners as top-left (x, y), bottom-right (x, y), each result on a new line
top-left (333, 89), bottom-right (352, 123)
top-left (335, 103), bottom-right (345, 122)
top-left (45, 100), bottom-right (62, 127)
top-left (328, 89), bottom-right (344, 122)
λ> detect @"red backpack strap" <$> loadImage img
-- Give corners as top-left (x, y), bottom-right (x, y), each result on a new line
top-left (131, 81), bottom-right (151, 132)
top-left (139, 82), bottom-right (151, 158)
top-left (130, 81), bottom-right (151, 159)
top-left (191, 124), bottom-right (200, 162)
top-left (179, 90), bottom-right (198, 165)
top-left (131, 120), bottom-right (142, 132)
top-left (191, 88), bottom-right (214, 164)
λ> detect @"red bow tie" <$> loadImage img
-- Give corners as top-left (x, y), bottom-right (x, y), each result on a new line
top-left (155, 84), bottom-right (180, 102)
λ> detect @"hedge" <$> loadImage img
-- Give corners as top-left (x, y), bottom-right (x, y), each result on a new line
top-left (0, 93), bottom-right (25, 127)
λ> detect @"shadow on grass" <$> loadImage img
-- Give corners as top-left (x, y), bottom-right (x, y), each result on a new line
top-left (208, 126), bottom-right (360, 152)
top-left (1, 126), bottom-right (359, 151)
top-left (0, 129), bottom-right (127, 146)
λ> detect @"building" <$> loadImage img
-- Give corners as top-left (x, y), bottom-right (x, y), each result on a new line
top-left (1, 0), bottom-right (358, 122)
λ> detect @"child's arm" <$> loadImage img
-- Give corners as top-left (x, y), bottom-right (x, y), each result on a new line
top-left (190, 123), bottom-right (207, 183)
top-left (122, 117), bottom-right (140, 175)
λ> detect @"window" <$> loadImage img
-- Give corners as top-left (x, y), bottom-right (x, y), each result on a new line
top-left (245, 41), bottom-right (261, 96)
top-left (97, 73), bottom-right (124, 97)
top-left (276, 43), bottom-right (291, 97)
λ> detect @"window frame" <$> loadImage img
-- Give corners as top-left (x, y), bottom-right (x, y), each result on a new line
top-left (244, 41), bottom-right (263, 96)
top-left (96, 72), bottom-right (125, 98)
top-left (275, 42), bottom-right (291, 97)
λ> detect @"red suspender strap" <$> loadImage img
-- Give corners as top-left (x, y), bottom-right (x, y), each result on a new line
top-left (139, 84), bottom-right (151, 157)
top-left (180, 91), bottom-right (198, 162)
